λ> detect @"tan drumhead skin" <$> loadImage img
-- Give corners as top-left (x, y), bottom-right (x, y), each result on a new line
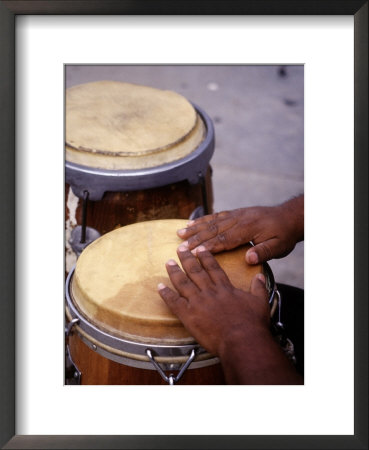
top-left (71, 219), bottom-right (262, 344)
top-left (66, 81), bottom-right (206, 170)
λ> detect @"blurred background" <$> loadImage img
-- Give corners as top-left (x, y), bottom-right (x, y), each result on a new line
top-left (66, 65), bottom-right (304, 289)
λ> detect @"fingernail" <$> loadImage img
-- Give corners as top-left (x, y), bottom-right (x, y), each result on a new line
top-left (197, 245), bottom-right (206, 252)
top-left (177, 228), bottom-right (187, 236)
top-left (187, 220), bottom-right (194, 226)
top-left (166, 259), bottom-right (177, 266)
top-left (182, 241), bottom-right (189, 247)
top-left (178, 245), bottom-right (187, 252)
top-left (158, 283), bottom-right (166, 290)
top-left (257, 273), bottom-right (266, 284)
top-left (247, 250), bottom-right (258, 264)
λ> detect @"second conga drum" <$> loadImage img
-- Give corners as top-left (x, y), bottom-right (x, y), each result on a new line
top-left (65, 219), bottom-right (277, 385)
top-left (65, 81), bottom-right (214, 271)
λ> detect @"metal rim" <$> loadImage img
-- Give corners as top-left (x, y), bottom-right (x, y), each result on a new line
top-left (65, 268), bottom-right (217, 369)
top-left (65, 261), bottom-right (277, 370)
top-left (65, 104), bottom-right (215, 201)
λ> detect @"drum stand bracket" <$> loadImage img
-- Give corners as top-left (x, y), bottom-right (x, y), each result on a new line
top-left (69, 190), bottom-right (101, 256)
top-left (146, 348), bottom-right (197, 385)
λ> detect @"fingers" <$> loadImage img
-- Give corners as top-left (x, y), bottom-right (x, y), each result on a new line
top-left (165, 245), bottom-right (232, 296)
top-left (177, 212), bottom-right (237, 253)
top-left (157, 283), bottom-right (188, 315)
top-left (176, 216), bottom-right (215, 241)
top-left (196, 246), bottom-right (232, 287)
top-left (246, 238), bottom-right (280, 264)
top-left (182, 223), bottom-right (240, 253)
top-left (186, 212), bottom-right (226, 227)
top-left (165, 259), bottom-right (199, 298)
top-left (177, 245), bottom-right (213, 289)
top-left (250, 273), bottom-right (268, 302)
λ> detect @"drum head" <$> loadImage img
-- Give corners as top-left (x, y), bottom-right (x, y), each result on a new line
top-left (66, 81), bottom-right (206, 170)
top-left (71, 219), bottom-right (261, 345)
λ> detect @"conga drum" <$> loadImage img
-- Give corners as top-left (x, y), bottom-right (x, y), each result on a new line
top-left (65, 81), bottom-right (215, 272)
top-left (65, 219), bottom-right (286, 385)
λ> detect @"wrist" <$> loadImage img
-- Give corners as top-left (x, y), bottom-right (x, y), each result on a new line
top-left (218, 324), bottom-right (273, 360)
top-left (217, 325), bottom-right (303, 385)
top-left (278, 195), bottom-right (304, 243)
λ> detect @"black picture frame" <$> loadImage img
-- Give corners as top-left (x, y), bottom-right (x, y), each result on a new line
top-left (0, 1), bottom-right (367, 449)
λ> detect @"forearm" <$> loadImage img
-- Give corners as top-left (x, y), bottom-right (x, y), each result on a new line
top-left (218, 329), bottom-right (303, 385)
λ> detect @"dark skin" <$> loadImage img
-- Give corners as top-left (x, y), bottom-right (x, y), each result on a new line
top-left (158, 245), bottom-right (302, 385)
top-left (157, 196), bottom-right (304, 384)
top-left (176, 195), bottom-right (304, 264)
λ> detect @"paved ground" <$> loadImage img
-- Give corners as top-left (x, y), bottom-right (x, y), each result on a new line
top-left (66, 65), bottom-right (304, 288)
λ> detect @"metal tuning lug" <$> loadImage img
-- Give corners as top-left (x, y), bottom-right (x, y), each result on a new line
top-left (65, 317), bottom-right (79, 337)
top-left (146, 348), bottom-right (197, 385)
top-left (65, 345), bottom-right (81, 385)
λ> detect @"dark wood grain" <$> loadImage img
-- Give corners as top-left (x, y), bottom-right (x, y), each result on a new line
top-left (68, 332), bottom-right (225, 385)
top-left (66, 168), bottom-right (213, 236)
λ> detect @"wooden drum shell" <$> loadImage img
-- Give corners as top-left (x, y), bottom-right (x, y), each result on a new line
top-left (64, 219), bottom-right (267, 386)
top-left (67, 331), bottom-right (225, 385)
top-left (65, 167), bottom-right (213, 236)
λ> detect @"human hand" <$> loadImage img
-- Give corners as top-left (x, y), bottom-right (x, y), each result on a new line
top-left (157, 244), bottom-right (270, 357)
top-left (177, 196), bottom-right (304, 265)
top-left (157, 245), bottom-right (303, 384)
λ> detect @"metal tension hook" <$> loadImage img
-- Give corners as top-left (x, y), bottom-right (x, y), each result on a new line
top-left (65, 317), bottom-right (80, 337)
top-left (274, 289), bottom-right (284, 330)
top-left (145, 348), bottom-right (197, 385)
